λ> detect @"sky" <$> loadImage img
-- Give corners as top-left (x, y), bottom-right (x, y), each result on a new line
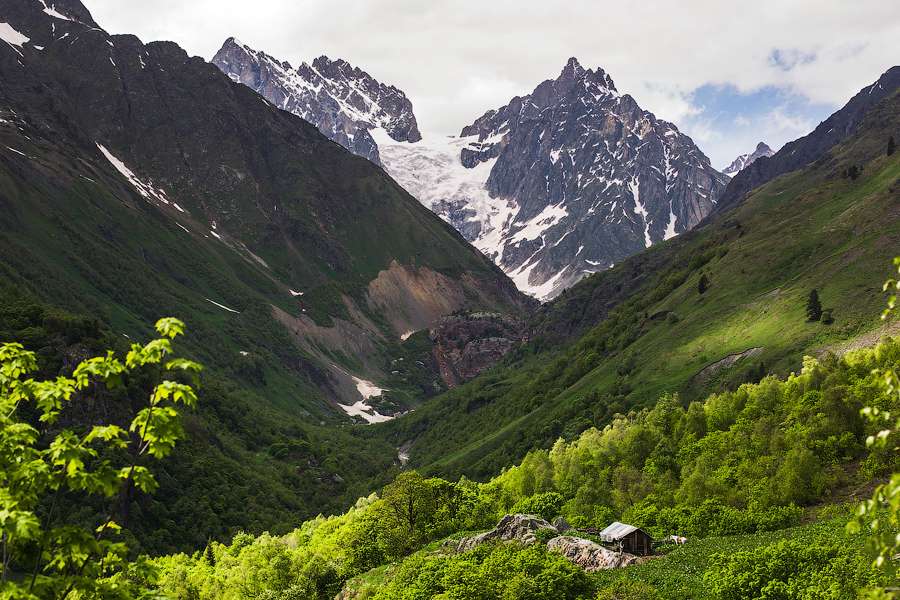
top-left (81, 0), bottom-right (900, 170)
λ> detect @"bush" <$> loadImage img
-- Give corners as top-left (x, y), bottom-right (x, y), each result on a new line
top-left (821, 311), bottom-right (834, 324)
top-left (704, 539), bottom-right (883, 600)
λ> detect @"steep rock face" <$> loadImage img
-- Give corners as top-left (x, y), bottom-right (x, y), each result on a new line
top-left (212, 38), bottom-right (421, 166)
top-left (457, 58), bottom-right (728, 299)
top-left (706, 66), bottom-right (900, 222)
top-left (429, 312), bottom-right (526, 387)
top-left (453, 513), bottom-right (557, 553)
top-left (722, 142), bottom-right (774, 177)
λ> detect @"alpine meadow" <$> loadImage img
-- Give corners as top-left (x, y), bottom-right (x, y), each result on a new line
top-left (3, 1), bottom-right (900, 599)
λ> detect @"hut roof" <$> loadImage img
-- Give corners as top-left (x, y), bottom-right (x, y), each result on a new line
top-left (598, 521), bottom-right (644, 542)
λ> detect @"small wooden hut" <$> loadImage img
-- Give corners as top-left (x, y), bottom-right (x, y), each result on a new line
top-left (597, 521), bottom-right (653, 556)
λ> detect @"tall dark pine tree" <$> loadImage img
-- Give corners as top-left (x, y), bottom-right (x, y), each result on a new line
top-left (698, 274), bottom-right (709, 295)
top-left (806, 289), bottom-right (822, 322)
top-left (889, 135), bottom-right (896, 156)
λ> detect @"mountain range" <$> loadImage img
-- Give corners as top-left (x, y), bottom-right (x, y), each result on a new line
top-left (214, 44), bottom-right (729, 300)
top-left (4, 0), bottom-right (900, 577)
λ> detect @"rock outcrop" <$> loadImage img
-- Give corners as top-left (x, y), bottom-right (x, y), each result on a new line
top-left (552, 516), bottom-right (576, 533)
top-left (430, 312), bottom-right (526, 387)
top-left (454, 513), bottom-right (557, 553)
top-left (452, 514), bottom-right (642, 574)
top-left (546, 536), bottom-right (640, 572)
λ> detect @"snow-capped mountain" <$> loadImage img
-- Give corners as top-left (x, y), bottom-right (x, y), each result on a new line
top-left (448, 58), bottom-right (728, 299)
top-left (215, 46), bottom-right (727, 300)
top-left (722, 142), bottom-right (775, 177)
top-left (211, 38), bottom-right (421, 166)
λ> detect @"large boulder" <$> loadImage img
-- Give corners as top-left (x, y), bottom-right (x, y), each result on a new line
top-left (454, 513), bottom-right (557, 553)
top-left (552, 516), bottom-right (575, 533)
top-left (546, 536), bottom-right (640, 572)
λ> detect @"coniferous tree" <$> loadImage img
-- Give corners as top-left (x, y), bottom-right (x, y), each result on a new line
top-left (889, 135), bottom-right (896, 156)
top-left (698, 273), bottom-right (709, 295)
top-left (806, 289), bottom-right (822, 322)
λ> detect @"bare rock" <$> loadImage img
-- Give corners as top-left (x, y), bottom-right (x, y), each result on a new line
top-left (430, 312), bottom-right (526, 388)
top-left (455, 513), bottom-right (557, 553)
top-left (553, 516), bottom-right (575, 533)
top-left (546, 536), bottom-right (640, 572)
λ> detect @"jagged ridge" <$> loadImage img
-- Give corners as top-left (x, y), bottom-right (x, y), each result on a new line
top-left (212, 38), bottom-right (421, 166)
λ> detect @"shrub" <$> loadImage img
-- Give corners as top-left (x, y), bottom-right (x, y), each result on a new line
top-left (704, 540), bottom-right (883, 600)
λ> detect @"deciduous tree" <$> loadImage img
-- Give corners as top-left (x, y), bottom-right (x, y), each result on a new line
top-left (0, 317), bottom-right (200, 599)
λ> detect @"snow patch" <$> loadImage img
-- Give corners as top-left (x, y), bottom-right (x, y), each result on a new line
top-left (38, 1), bottom-right (73, 21)
top-left (96, 143), bottom-right (174, 206)
top-left (206, 298), bottom-right (239, 313)
top-left (339, 400), bottom-right (393, 424)
top-left (663, 201), bottom-right (678, 240)
top-left (336, 376), bottom-right (393, 424)
top-left (509, 203), bottom-right (568, 244)
top-left (509, 259), bottom-right (567, 302)
top-left (354, 376), bottom-right (386, 399)
top-left (0, 23), bottom-right (29, 53)
top-left (400, 330), bottom-right (416, 341)
top-left (289, 289), bottom-right (303, 296)
top-left (629, 177), bottom-right (652, 248)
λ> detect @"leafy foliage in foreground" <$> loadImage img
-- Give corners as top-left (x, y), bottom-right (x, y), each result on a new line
top-left (371, 541), bottom-right (594, 600)
top-left (704, 539), bottom-right (883, 600)
top-left (0, 317), bottom-right (199, 599)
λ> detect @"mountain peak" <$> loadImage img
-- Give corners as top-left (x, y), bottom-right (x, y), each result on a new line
top-left (555, 57), bottom-right (617, 96)
top-left (722, 142), bottom-right (775, 177)
top-left (563, 57), bottom-right (585, 78)
top-left (212, 40), bottom-right (421, 165)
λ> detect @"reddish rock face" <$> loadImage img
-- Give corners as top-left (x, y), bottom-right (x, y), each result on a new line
top-left (430, 312), bottom-right (526, 387)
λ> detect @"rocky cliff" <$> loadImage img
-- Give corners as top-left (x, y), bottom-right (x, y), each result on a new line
top-left (429, 312), bottom-right (526, 388)
top-left (212, 38), bottom-right (421, 166)
top-left (454, 58), bottom-right (728, 299)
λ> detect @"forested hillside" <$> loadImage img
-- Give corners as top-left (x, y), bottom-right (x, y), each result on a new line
top-left (141, 333), bottom-right (900, 599)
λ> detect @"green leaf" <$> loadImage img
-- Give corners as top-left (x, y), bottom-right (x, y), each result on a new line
top-left (155, 317), bottom-right (185, 339)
